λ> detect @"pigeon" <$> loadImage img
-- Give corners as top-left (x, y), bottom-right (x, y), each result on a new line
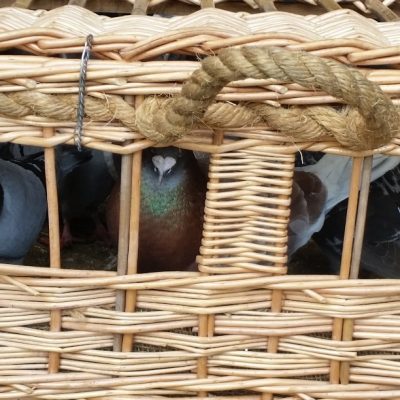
top-left (0, 154), bottom-right (47, 264)
top-left (106, 147), bottom-right (207, 272)
top-left (59, 147), bottom-right (117, 246)
top-left (0, 144), bottom-right (100, 262)
top-left (288, 170), bottom-right (327, 257)
top-left (289, 153), bottom-right (400, 257)
top-left (314, 160), bottom-right (400, 277)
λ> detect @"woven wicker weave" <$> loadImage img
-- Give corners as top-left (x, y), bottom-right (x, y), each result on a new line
top-left (1, 1), bottom-right (400, 399)
top-left (5, 0), bottom-right (400, 19)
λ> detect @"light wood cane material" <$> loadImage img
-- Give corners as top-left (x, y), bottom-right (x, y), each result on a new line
top-left (0, 4), bottom-right (400, 400)
top-left (3, 0), bottom-right (399, 19)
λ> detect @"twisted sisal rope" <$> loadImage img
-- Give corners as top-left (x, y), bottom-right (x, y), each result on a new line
top-left (0, 47), bottom-right (398, 150)
top-left (136, 46), bottom-right (399, 150)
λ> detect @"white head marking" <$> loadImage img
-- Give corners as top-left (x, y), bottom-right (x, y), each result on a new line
top-left (152, 155), bottom-right (177, 184)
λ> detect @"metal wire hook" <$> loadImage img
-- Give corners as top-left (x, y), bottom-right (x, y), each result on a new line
top-left (74, 33), bottom-right (93, 151)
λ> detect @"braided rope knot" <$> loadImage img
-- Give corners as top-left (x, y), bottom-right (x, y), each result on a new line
top-left (136, 46), bottom-right (399, 150)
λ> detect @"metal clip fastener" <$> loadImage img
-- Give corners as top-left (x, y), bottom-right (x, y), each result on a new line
top-left (74, 34), bottom-right (93, 151)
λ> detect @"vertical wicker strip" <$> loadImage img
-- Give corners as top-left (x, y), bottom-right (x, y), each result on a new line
top-left (263, 155), bottom-right (294, 400)
top-left (131, 0), bottom-right (150, 15)
top-left (197, 129), bottom-right (224, 397)
top-left (340, 156), bottom-right (373, 384)
top-left (12, 0), bottom-right (33, 8)
top-left (262, 287), bottom-right (285, 400)
top-left (349, 157), bottom-right (373, 280)
top-left (197, 1), bottom-right (215, 395)
top-left (365, 0), bottom-right (399, 21)
top-left (43, 127), bottom-right (62, 373)
top-left (330, 158), bottom-right (363, 384)
top-left (201, 0), bottom-right (215, 8)
top-left (113, 104), bottom-right (134, 351)
top-left (121, 95), bottom-right (144, 352)
top-left (339, 158), bottom-right (364, 280)
top-left (68, 0), bottom-right (88, 6)
top-left (119, 2), bottom-right (149, 353)
top-left (254, 0), bottom-right (277, 12)
top-left (317, 0), bottom-right (342, 11)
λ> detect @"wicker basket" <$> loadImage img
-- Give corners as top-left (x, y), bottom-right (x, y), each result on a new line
top-left (1, 0), bottom-right (400, 399)
top-left (6, 0), bottom-right (400, 20)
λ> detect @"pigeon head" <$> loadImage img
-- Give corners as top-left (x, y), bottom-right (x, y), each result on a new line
top-left (152, 155), bottom-right (176, 184)
top-left (145, 147), bottom-right (186, 185)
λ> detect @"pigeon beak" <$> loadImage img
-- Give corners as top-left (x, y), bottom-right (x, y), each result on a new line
top-left (152, 155), bottom-right (177, 186)
top-left (158, 171), bottom-right (163, 185)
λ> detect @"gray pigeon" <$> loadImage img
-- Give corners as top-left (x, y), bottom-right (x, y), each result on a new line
top-left (0, 156), bottom-right (46, 264)
top-left (0, 147), bottom-right (93, 263)
top-left (59, 147), bottom-right (117, 246)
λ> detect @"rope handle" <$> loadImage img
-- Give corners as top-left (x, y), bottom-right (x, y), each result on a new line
top-left (0, 46), bottom-right (398, 151)
top-left (135, 46), bottom-right (399, 150)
